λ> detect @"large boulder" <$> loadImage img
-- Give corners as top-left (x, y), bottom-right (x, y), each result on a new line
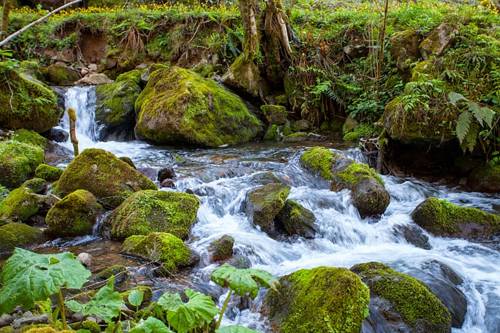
top-left (265, 266), bottom-right (370, 333)
top-left (135, 66), bottom-right (262, 147)
top-left (351, 262), bottom-right (451, 333)
top-left (467, 163), bottom-right (500, 193)
top-left (0, 223), bottom-right (43, 256)
top-left (122, 232), bottom-right (192, 273)
top-left (245, 183), bottom-right (290, 236)
top-left (95, 69), bottom-right (143, 140)
top-left (390, 29), bottom-right (421, 71)
top-left (275, 200), bottom-right (316, 238)
top-left (43, 63), bottom-right (80, 86)
top-left (55, 148), bottom-right (157, 208)
top-left (34, 164), bottom-right (63, 182)
top-left (0, 186), bottom-right (43, 224)
top-left (420, 23), bottom-right (457, 58)
top-left (46, 190), bottom-right (103, 237)
top-left (0, 61), bottom-right (60, 133)
top-left (110, 190), bottom-right (200, 240)
top-left (411, 197), bottom-right (500, 239)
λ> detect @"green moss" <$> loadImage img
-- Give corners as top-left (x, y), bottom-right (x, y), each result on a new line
top-left (0, 61), bottom-right (60, 133)
top-left (46, 189), bottom-right (102, 237)
top-left (56, 148), bottom-right (157, 208)
top-left (335, 162), bottom-right (384, 188)
top-left (0, 326), bottom-right (13, 333)
top-left (135, 66), bottom-right (262, 147)
top-left (263, 124), bottom-right (280, 141)
top-left (261, 104), bottom-right (288, 125)
top-left (122, 232), bottom-right (191, 273)
top-left (352, 262), bottom-right (451, 332)
top-left (342, 124), bottom-right (375, 142)
top-left (266, 266), bottom-right (370, 333)
top-left (209, 235), bottom-right (234, 261)
top-left (0, 140), bottom-right (44, 188)
top-left (80, 320), bottom-right (101, 333)
top-left (35, 164), bottom-right (63, 182)
top-left (44, 63), bottom-right (80, 86)
top-left (21, 177), bottom-right (48, 194)
top-left (11, 129), bottom-right (47, 148)
top-left (0, 186), bottom-right (40, 223)
top-left (300, 147), bottom-right (336, 180)
top-left (411, 197), bottom-right (500, 237)
top-left (110, 189), bottom-right (200, 240)
top-left (0, 222), bottom-right (43, 254)
top-left (95, 264), bottom-right (127, 281)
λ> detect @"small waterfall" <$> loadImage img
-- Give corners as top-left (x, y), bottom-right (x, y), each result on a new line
top-left (62, 86), bottom-right (98, 145)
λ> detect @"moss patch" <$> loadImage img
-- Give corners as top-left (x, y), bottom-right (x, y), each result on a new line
top-left (0, 186), bottom-right (41, 223)
top-left (0, 222), bottom-right (43, 254)
top-left (300, 147), bottom-right (336, 180)
top-left (334, 162), bottom-right (384, 189)
top-left (265, 266), bottom-right (370, 333)
top-left (0, 140), bottom-right (44, 188)
top-left (35, 164), bottom-right (63, 182)
top-left (110, 189), bottom-right (200, 240)
top-left (351, 262), bottom-right (451, 332)
top-left (11, 129), bottom-right (47, 148)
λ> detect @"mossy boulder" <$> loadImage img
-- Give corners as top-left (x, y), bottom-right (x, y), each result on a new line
top-left (0, 222), bottom-right (43, 255)
top-left (11, 129), bottom-right (47, 148)
top-left (209, 234), bottom-right (234, 261)
top-left (467, 163), bottom-right (500, 193)
top-left (275, 200), bottom-right (316, 238)
top-left (411, 197), bottom-right (500, 239)
top-left (261, 104), bottom-right (288, 125)
top-left (351, 262), bottom-right (451, 333)
top-left (44, 63), bottom-right (80, 86)
top-left (135, 66), bottom-right (262, 147)
top-left (222, 54), bottom-right (263, 98)
top-left (245, 183), bottom-right (290, 236)
top-left (122, 232), bottom-right (192, 273)
top-left (0, 186), bottom-right (42, 224)
top-left (0, 140), bottom-right (45, 188)
top-left (110, 190), bottom-right (199, 240)
top-left (420, 23), bottom-right (457, 58)
top-left (265, 266), bottom-right (370, 333)
top-left (46, 189), bottom-right (103, 237)
top-left (95, 69), bottom-right (143, 140)
top-left (34, 164), bottom-right (63, 182)
top-left (21, 177), bottom-right (48, 194)
top-left (390, 29), bottom-right (421, 71)
top-left (0, 61), bottom-right (60, 133)
top-left (299, 147), bottom-right (335, 180)
top-left (56, 148), bottom-right (157, 208)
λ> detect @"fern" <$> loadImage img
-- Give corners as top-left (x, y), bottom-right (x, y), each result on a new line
top-left (456, 111), bottom-right (471, 144)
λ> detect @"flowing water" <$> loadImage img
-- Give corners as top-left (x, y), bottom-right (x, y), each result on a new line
top-left (57, 86), bottom-right (500, 333)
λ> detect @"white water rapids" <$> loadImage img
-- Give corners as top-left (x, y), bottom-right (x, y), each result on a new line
top-left (59, 86), bottom-right (500, 333)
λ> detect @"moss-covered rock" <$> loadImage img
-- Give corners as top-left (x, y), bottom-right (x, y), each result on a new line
top-left (351, 178), bottom-right (391, 217)
top-left (265, 266), bottom-right (370, 333)
top-left (21, 177), bottom-right (48, 194)
top-left (420, 23), bottom-right (457, 57)
top-left (351, 262), bottom-right (451, 333)
top-left (0, 186), bottom-right (42, 223)
top-left (245, 183), bottom-right (290, 236)
top-left (0, 222), bottom-right (43, 255)
top-left (261, 104), bottom-right (288, 125)
top-left (411, 197), bottom-right (500, 239)
top-left (46, 189), bottom-right (103, 237)
top-left (390, 29), bottom-right (421, 71)
top-left (56, 148), bottom-right (157, 208)
top-left (467, 163), bottom-right (500, 193)
top-left (122, 232), bottom-right (192, 272)
top-left (209, 234), bottom-right (234, 261)
top-left (44, 63), bottom-right (80, 86)
top-left (299, 147), bottom-right (335, 180)
top-left (275, 200), bottom-right (316, 238)
top-left (222, 54), bottom-right (263, 98)
top-left (0, 140), bottom-right (45, 188)
top-left (0, 62), bottom-right (61, 133)
top-left (135, 66), bottom-right (262, 147)
top-left (34, 164), bottom-right (63, 182)
top-left (95, 69), bottom-right (143, 140)
top-left (110, 189), bottom-right (199, 240)
top-left (11, 129), bottom-right (47, 148)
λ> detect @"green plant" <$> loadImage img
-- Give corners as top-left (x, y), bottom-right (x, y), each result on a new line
top-left (130, 317), bottom-right (174, 333)
top-left (129, 288), bottom-right (145, 312)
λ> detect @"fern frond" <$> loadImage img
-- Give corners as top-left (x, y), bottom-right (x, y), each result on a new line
top-left (468, 102), bottom-right (495, 128)
top-left (456, 111), bottom-right (472, 144)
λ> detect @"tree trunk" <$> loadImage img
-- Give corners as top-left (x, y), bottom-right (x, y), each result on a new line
top-left (239, 0), bottom-right (260, 61)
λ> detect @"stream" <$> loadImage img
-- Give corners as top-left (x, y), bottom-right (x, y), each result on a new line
top-left (49, 86), bottom-right (500, 333)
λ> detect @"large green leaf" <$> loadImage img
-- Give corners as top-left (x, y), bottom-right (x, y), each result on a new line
top-left (467, 102), bottom-right (495, 128)
top-left (130, 317), bottom-right (174, 333)
top-left (456, 111), bottom-right (472, 144)
top-left (66, 278), bottom-right (123, 323)
top-left (0, 248), bottom-right (91, 314)
top-left (157, 289), bottom-right (218, 333)
top-left (128, 289), bottom-right (144, 308)
top-left (210, 264), bottom-right (277, 298)
top-left (216, 326), bottom-right (261, 333)
top-left (448, 91), bottom-right (467, 105)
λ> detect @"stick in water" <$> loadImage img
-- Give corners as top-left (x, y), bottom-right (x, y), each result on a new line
top-left (68, 107), bottom-right (79, 157)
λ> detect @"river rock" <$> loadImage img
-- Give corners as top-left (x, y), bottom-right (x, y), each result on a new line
top-left (158, 166), bottom-right (176, 182)
top-left (44, 63), bottom-right (80, 86)
top-left (245, 183), bottom-right (290, 236)
top-left (209, 235), bottom-right (234, 261)
top-left (122, 232), bottom-right (192, 273)
top-left (135, 66), bottom-right (262, 147)
top-left (393, 224), bottom-right (431, 250)
top-left (261, 104), bottom-right (288, 125)
top-left (110, 189), bottom-right (199, 240)
top-left (160, 179), bottom-right (176, 188)
top-left (0, 223), bottom-right (43, 256)
top-left (275, 200), bottom-right (316, 238)
top-left (46, 189), bottom-right (103, 237)
top-left (0, 61), bottom-right (61, 133)
top-left (265, 266), bottom-right (370, 333)
top-left (0, 186), bottom-right (43, 224)
top-left (351, 178), bottom-right (391, 218)
top-left (43, 128), bottom-right (69, 142)
top-left (77, 73), bottom-right (113, 85)
top-left (411, 197), bottom-right (500, 240)
top-left (0, 137), bottom-right (45, 188)
top-left (352, 262), bottom-right (451, 333)
top-left (34, 164), bottom-right (63, 182)
top-left (55, 148), bottom-right (157, 208)
top-left (95, 69), bottom-right (142, 140)
top-left (420, 23), bottom-right (457, 57)
top-left (467, 163), bottom-right (500, 193)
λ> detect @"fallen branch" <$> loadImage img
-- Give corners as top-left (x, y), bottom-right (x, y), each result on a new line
top-left (0, 0), bottom-right (82, 48)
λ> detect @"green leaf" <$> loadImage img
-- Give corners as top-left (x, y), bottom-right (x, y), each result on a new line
top-left (456, 111), bottom-right (472, 144)
top-left (128, 289), bottom-right (144, 308)
top-left (210, 264), bottom-right (277, 298)
top-left (157, 289), bottom-right (218, 333)
top-left (130, 317), bottom-right (174, 333)
top-left (448, 92), bottom-right (467, 105)
top-left (66, 277), bottom-right (123, 323)
top-left (216, 326), bottom-right (261, 333)
top-left (0, 248), bottom-right (91, 314)
top-left (468, 102), bottom-right (495, 128)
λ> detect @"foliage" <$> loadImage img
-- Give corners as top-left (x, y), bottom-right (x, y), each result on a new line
top-left (0, 248), bottom-right (91, 314)
top-left (130, 317), bottom-right (174, 333)
top-left (128, 289), bottom-right (145, 309)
